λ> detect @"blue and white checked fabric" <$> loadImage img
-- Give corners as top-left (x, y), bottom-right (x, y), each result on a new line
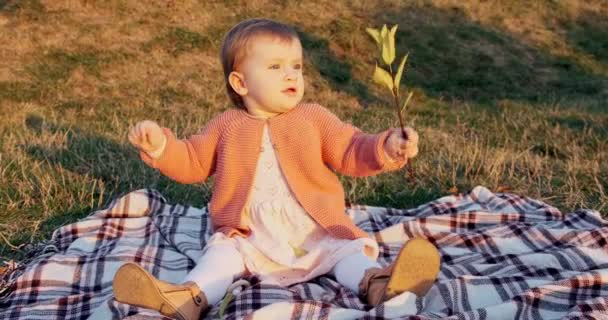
top-left (1, 186), bottom-right (606, 319)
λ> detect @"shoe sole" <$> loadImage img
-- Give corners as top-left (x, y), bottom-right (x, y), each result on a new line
top-left (113, 263), bottom-right (182, 320)
top-left (385, 238), bottom-right (441, 299)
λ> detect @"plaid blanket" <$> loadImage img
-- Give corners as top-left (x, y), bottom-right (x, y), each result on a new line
top-left (1, 186), bottom-right (607, 319)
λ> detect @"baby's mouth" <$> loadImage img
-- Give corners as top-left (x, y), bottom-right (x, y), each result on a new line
top-left (283, 87), bottom-right (297, 95)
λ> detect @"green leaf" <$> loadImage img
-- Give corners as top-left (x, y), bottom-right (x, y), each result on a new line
top-left (393, 53), bottom-right (409, 90)
top-left (381, 39), bottom-right (390, 65)
top-left (379, 25), bottom-right (389, 65)
top-left (401, 91), bottom-right (413, 114)
top-left (366, 27), bottom-right (383, 59)
top-left (388, 25), bottom-right (397, 64)
top-left (366, 27), bottom-right (381, 45)
top-left (381, 24), bottom-right (396, 66)
top-left (380, 24), bottom-right (388, 41)
top-left (372, 64), bottom-right (394, 91)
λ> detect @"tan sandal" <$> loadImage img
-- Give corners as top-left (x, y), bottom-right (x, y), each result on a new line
top-left (359, 238), bottom-right (441, 306)
top-left (113, 262), bottom-right (209, 320)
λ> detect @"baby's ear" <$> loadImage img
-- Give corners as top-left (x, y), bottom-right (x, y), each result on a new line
top-left (228, 71), bottom-right (248, 96)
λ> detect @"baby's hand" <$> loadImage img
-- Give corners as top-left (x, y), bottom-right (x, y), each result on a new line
top-left (127, 120), bottom-right (166, 154)
top-left (383, 127), bottom-right (419, 162)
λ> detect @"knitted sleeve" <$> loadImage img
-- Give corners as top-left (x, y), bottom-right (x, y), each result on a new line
top-left (140, 116), bottom-right (223, 184)
top-left (313, 104), bottom-right (404, 176)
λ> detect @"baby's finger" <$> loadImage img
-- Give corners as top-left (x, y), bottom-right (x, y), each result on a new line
top-left (127, 130), bottom-right (136, 145)
top-left (404, 127), bottom-right (419, 144)
top-left (402, 139), bottom-right (417, 152)
top-left (138, 126), bottom-right (150, 146)
top-left (128, 127), bottom-right (141, 144)
top-left (137, 124), bottom-right (147, 144)
top-left (398, 139), bottom-right (409, 151)
top-left (405, 145), bottom-right (418, 158)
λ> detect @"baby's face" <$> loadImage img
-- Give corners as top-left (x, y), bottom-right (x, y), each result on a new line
top-left (237, 36), bottom-right (304, 118)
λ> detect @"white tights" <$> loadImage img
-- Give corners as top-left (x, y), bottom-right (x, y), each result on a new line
top-left (183, 245), bottom-right (380, 305)
top-left (182, 242), bottom-right (245, 305)
top-left (331, 251), bottom-right (381, 294)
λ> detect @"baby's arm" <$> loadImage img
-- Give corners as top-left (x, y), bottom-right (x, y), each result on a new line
top-left (314, 105), bottom-right (410, 176)
top-left (128, 119), bottom-right (221, 184)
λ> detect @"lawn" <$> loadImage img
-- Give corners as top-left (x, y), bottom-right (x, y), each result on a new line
top-left (0, 0), bottom-right (606, 261)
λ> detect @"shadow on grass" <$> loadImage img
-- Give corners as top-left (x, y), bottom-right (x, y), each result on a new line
top-left (354, 182), bottom-right (448, 210)
top-left (24, 115), bottom-right (136, 188)
top-left (548, 113), bottom-right (608, 143)
top-left (22, 115), bottom-right (212, 207)
top-left (367, 4), bottom-right (608, 107)
top-left (0, 47), bottom-right (131, 105)
top-left (565, 10), bottom-right (608, 66)
top-left (0, 0), bottom-right (46, 20)
top-left (297, 29), bottom-right (382, 107)
top-left (142, 26), bottom-right (219, 57)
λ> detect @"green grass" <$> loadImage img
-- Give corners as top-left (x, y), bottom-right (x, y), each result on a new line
top-left (0, 81), bottom-right (40, 102)
top-left (0, 0), bottom-right (606, 261)
top-left (567, 11), bottom-right (608, 65)
top-left (143, 27), bottom-right (217, 56)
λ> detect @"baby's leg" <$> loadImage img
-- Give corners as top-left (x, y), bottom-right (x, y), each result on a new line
top-left (113, 235), bottom-right (245, 320)
top-left (183, 235), bottom-right (245, 305)
top-left (331, 251), bottom-right (381, 294)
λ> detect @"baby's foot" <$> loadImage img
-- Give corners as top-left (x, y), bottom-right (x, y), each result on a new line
top-left (113, 262), bottom-right (208, 320)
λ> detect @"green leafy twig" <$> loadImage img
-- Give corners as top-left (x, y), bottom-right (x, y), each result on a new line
top-left (367, 24), bottom-right (416, 181)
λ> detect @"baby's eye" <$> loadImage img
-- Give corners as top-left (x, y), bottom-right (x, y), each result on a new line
top-left (293, 64), bottom-right (302, 70)
top-left (269, 64), bottom-right (280, 70)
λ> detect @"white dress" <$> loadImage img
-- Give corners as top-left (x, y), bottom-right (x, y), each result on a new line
top-left (207, 125), bottom-right (379, 286)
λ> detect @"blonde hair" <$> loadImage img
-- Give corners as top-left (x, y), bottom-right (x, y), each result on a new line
top-left (220, 18), bottom-right (299, 109)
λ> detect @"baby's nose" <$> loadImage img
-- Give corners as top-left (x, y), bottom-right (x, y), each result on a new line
top-left (285, 68), bottom-right (298, 79)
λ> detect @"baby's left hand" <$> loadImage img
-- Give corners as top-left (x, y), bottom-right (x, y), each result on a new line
top-left (383, 127), bottom-right (419, 162)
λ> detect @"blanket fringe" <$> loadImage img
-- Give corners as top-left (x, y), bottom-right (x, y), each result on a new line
top-left (0, 241), bottom-right (59, 300)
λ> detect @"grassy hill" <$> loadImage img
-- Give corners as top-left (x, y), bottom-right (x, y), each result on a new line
top-left (0, 0), bottom-right (606, 260)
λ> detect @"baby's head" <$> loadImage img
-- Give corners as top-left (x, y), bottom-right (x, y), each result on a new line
top-left (221, 18), bottom-right (304, 118)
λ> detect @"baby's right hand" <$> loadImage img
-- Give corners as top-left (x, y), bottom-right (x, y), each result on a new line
top-left (127, 120), bottom-right (166, 154)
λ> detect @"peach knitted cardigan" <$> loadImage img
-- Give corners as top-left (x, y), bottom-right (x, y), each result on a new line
top-left (141, 103), bottom-right (406, 240)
